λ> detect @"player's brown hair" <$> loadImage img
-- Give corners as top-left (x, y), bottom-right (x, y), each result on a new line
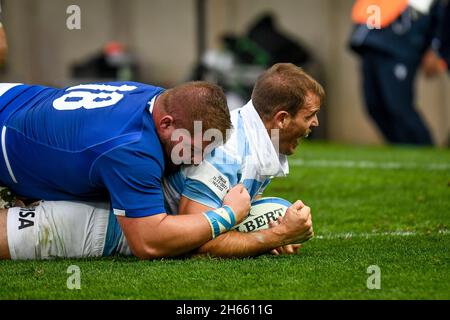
top-left (160, 81), bottom-right (231, 140)
top-left (251, 63), bottom-right (325, 121)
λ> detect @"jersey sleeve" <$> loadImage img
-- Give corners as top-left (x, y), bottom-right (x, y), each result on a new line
top-left (181, 148), bottom-right (241, 209)
top-left (91, 143), bottom-right (166, 218)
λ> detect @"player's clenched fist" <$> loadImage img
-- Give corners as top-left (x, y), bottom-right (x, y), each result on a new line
top-left (277, 200), bottom-right (314, 245)
top-left (223, 184), bottom-right (251, 224)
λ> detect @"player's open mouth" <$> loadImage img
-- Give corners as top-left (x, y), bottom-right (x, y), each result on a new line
top-left (300, 131), bottom-right (311, 141)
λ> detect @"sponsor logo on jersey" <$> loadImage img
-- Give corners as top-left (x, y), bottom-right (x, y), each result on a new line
top-left (210, 175), bottom-right (228, 193)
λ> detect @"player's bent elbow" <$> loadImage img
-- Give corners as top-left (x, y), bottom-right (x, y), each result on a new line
top-left (128, 240), bottom-right (171, 260)
top-left (118, 214), bottom-right (172, 259)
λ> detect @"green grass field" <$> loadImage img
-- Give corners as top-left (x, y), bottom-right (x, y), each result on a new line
top-left (0, 142), bottom-right (449, 299)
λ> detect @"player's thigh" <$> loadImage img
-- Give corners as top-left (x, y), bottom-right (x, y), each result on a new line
top-left (7, 201), bottom-right (110, 260)
top-left (37, 200), bottom-right (110, 259)
top-left (0, 208), bottom-right (10, 259)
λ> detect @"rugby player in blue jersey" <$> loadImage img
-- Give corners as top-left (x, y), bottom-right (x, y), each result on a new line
top-left (0, 81), bottom-right (251, 259)
top-left (0, 64), bottom-right (320, 259)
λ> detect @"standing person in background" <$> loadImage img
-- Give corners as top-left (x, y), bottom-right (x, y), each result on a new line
top-left (437, 1), bottom-right (450, 70)
top-left (349, 0), bottom-right (447, 146)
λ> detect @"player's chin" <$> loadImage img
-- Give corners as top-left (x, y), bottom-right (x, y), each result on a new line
top-left (280, 142), bottom-right (299, 155)
top-left (288, 140), bottom-right (301, 155)
top-left (282, 146), bottom-right (296, 156)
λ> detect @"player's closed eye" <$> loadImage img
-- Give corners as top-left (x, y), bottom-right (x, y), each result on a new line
top-left (306, 112), bottom-right (318, 120)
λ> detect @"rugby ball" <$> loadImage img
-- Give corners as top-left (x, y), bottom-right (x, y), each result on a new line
top-left (233, 197), bottom-right (291, 233)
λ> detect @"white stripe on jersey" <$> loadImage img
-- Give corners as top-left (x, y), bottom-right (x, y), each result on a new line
top-left (1, 126), bottom-right (18, 183)
top-left (0, 83), bottom-right (22, 96)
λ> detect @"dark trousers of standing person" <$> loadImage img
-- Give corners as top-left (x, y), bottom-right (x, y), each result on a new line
top-left (361, 50), bottom-right (433, 146)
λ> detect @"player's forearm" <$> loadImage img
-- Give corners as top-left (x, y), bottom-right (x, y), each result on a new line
top-left (124, 214), bottom-right (213, 259)
top-left (195, 229), bottom-right (284, 258)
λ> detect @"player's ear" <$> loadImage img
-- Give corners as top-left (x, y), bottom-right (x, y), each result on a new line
top-left (273, 110), bottom-right (290, 129)
top-left (159, 115), bottom-right (175, 130)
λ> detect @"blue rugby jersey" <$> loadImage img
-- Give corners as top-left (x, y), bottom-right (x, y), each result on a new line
top-left (0, 82), bottom-right (166, 218)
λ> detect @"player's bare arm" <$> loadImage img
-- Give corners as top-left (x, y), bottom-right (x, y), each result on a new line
top-left (118, 184), bottom-right (250, 259)
top-left (0, 208), bottom-right (9, 259)
top-left (177, 196), bottom-right (313, 258)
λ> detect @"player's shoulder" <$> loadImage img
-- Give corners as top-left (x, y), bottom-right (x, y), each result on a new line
top-left (61, 81), bottom-right (165, 94)
top-left (223, 108), bottom-right (250, 158)
top-left (0, 83), bottom-right (51, 104)
top-left (180, 145), bottom-right (242, 196)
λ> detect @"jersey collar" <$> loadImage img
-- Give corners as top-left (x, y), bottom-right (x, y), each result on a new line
top-left (239, 100), bottom-right (289, 177)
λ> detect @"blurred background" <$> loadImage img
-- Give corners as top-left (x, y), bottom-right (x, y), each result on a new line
top-left (1, 0), bottom-right (449, 146)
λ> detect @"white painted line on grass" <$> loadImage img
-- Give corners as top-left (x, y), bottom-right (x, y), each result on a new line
top-left (314, 229), bottom-right (449, 240)
top-left (290, 159), bottom-right (450, 171)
